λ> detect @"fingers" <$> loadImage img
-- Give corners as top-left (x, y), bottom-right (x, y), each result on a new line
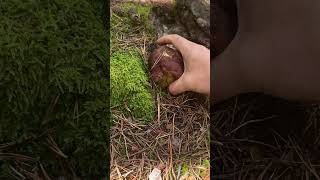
top-left (156, 34), bottom-right (194, 53)
top-left (168, 75), bottom-right (189, 95)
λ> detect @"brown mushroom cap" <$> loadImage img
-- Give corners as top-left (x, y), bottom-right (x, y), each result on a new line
top-left (149, 45), bottom-right (184, 88)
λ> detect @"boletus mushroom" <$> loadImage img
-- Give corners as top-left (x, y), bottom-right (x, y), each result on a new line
top-left (148, 45), bottom-right (184, 88)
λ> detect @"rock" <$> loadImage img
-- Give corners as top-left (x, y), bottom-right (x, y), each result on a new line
top-left (151, 0), bottom-right (210, 48)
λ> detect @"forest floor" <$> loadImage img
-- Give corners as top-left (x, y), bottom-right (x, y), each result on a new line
top-left (212, 94), bottom-right (320, 179)
top-left (110, 1), bottom-right (210, 180)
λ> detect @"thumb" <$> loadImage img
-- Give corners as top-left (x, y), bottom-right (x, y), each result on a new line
top-left (168, 75), bottom-right (188, 95)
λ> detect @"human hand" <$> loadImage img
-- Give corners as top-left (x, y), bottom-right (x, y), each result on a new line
top-left (156, 34), bottom-right (210, 96)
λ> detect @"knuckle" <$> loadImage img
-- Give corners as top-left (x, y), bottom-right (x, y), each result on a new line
top-left (172, 34), bottom-right (181, 41)
top-left (171, 34), bottom-right (179, 38)
top-left (195, 43), bottom-right (204, 49)
top-left (197, 44), bottom-right (209, 52)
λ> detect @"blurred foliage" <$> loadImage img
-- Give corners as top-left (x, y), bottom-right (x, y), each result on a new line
top-left (110, 50), bottom-right (155, 122)
top-left (0, 0), bottom-right (108, 178)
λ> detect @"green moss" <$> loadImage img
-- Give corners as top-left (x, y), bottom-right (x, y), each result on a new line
top-left (0, 0), bottom-right (108, 178)
top-left (121, 2), bottom-right (151, 22)
top-left (200, 159), bottom-right (210, 177)
top-left (112, 3), bottom-right (155, 36)
top-left (111, 50), bottom-right (155, 122)
top-left (202, 159), bottom-right (210, 167)
top-left (181, 163), bottom-right (189, 175)
top-left (110, 3), bottom-right (156, 122)
top-left (178, 160), bottom-right (209, 178)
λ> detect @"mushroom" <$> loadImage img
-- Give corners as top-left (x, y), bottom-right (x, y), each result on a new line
top-left (149, 45), bottom-right (184, 88)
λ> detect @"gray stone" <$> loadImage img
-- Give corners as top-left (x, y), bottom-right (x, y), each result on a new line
top-left (151, 0), bottom-right (210, 48)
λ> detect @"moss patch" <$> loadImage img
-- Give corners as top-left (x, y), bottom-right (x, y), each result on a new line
top-left (111, 3), bottom-right (155, 122)
top-left (181, 163), bottom-right (190, 175)
top-left (111, 50), bottom-right (155, 121)
top-left (0, 0), bottom-right (108, 178)
top-left (178, 159), bottom-right (210, 178)
top-left (200, 159), bottom-right (210, 177)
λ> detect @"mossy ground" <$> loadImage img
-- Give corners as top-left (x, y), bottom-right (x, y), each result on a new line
top-left (110, 50), bottom-right (154, 121)
top-left (179, 159), bottom-right (210, 179)
top-left (0, 0), bottom-right (108, 178)
top-left (110, 2), bottom-right (155, 122)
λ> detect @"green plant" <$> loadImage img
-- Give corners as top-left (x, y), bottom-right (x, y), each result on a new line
top-left (200, 159), bottom-right (210, 177)
top-left (0, 0), bottom-right (108, 178)
top-left (181, 163), bottom-right (189, 175)
top-left (111, 50), bottom-right (155, 122)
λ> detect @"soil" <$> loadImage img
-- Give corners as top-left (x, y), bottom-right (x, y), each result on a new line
top-left (211, 0), bottom-right (320, 179)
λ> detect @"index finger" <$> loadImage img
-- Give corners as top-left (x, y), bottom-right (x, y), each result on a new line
top-left (156, 34), bottom-right (194, 53)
